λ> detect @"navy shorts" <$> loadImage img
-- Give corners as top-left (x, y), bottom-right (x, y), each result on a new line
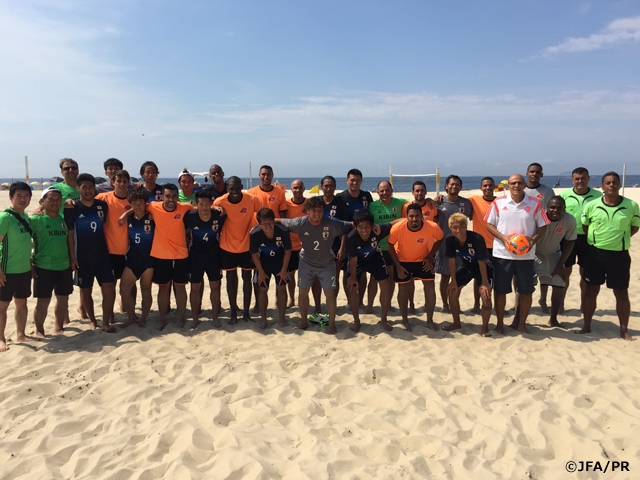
top-left (125, 253), bottom-right (154, 279)
top-left (492, 258), bottom-right (535, 295)
top-left (347, 257), bottom-right (389, 282)
top-left (110, 254), bottom-right (126, 280)
top-left (189, 252), bottom-right (222, 283)
top-left (287, 250), bottom-right (300, 272)
top-left (76, 256), bottom-right (115, 289)
top-left (33, 267), bottom-right (74, 298)
top-left (253, 261), bottom-right (290, 288)
top-left (454, 264), bottom-right (494, 288)
top-left (0, 271), bottom-right (32, 301)
top-left (152, 258), bottom-right (190, 285)
top-left (582, 246), bottom-right (631, 290)
top-left (394, 262), bottom-right (435, 284)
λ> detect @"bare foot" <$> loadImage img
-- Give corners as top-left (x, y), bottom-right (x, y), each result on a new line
top-left (54, 328), bottom-right (64, 335)
top-left (16, 334), bottom-right (36, 343)
top-left (34, 331), bottom-right (46, 339)
top-left (313, 306), bottom-right (321, 314)
top-left (122, 317), bottom-right (138, 328)
top-left (349, 321), bottom-right (361, 332)
top-left (286, 303), bottom-right (295, 309)
top-left (518, 325), bottom-right (531, 334)
top-left (441, 323), bottom-right (461, 331)
top-left (212, 318), bottom-right (221, 328)
top-left (242, 311), bottom-right (253, 322)
top-left (327, 324), bottom-right (337, 335)
top-left (547, 319), bottom-right (562, 328)
top-left (191, 319), bottom-right (201, 330)
top-left (538, 300), bottom-right (549, 314)
top-left (295, 320), bottom-right (309, 330)
top-left (77, 306), bottom-right (89, 320)
top-left (577, 326), bottom-right (590, 334)
top-left (89, 321), bottom-right (98, 330)
top-left (441, 306), bottom-right (451, 314)
top-left (389, 305), bottom-right (396, 312)
top-left (227, 311), bottom-right (238, 325)
top-left (365, 306), bottom-right (373, 314)
top-left (257, 319), bottom-right (266, 330)
top-left (425, 321), bottom-right (437, 331)
top-left (480, 327), bottom-right (492, 337)
top-left (101, 325), bottom-right (117, 333)
top-left (402, 320), bottom-right (412, 332)
top-left (278, 319), bottom-right (288, 327)
top-left (621, 330), bottom-right (636, 341)
top-left (157, 322), bottom-right (167, 331)
top-left (0, 340), bottom-right (9, 352)
top-left (138, 318), bottom-right (147, 328)
top-left (177, 318), bottom-right (187, 328)
top-left (409, 306), bottom-right (415, 315)
top-left (251, 304), bottom-right (260, 314)
top-left (508, 320), bottom-right (519, 330)
top-left (494, 325), bottom-right (504, 335)
top-left (380, 320), bottom-right (393, 332)
top-left (471, 306), bottom-right (481, 315)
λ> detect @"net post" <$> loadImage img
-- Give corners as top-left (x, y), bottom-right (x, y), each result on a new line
top-left (435, 167), bottom-right (440, 197)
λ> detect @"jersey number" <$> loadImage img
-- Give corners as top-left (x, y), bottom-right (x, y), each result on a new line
top-left (90, 221), bottom-right (97, 232)
top-left (203, 233), bottom-right (209, 242)
top-left (134, 233), bottom-right (141, 244)
top-left (314, 241), bottom-right (320, 250)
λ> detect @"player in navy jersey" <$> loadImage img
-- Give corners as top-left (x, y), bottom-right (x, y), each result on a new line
top-left (441, 213), bottom-right (493, 337)
top-left (184, 189), bottom-right (225, 328)
top-left (139, 161), bottom-right (164, 202)
top-left (345, 211), bottom-right (393, 332)
top-left (119, 189), bottom-right (155, 328)
top-left (250, 208), bottom-right (292, 329)
top-left (65, 174), bottom-right (116, 332)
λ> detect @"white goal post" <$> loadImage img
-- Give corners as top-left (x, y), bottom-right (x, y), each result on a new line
top-left (389, 167), bottom-right (441, 197)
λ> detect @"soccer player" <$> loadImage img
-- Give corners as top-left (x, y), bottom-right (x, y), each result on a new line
top-left (0, 182), bottom-right (34, 351)
top-left (387, 203), bottom-right (444, 331)
top-left (184, 189), bottom-right (225, 328)
top-left (559, 167), bottom-right (602, 311)
top-left (214, 176), bottom-right (262, 324)
top-left (533, 197), bottom-right (576, 327)
top-left (441, 213), bottom-right (493, 336)
top-left (96, 158), bottom-right (134, 193)
top-left (250, 208), bottom-right (291, 329)
top-left (285, 179), bottom-right (306, 308)
top-left (139, 161), bottom-right (163, 202)
top-left (468, 177), bottom-right (497, 313)
top-left (486, 174), bottom-right (549, 334)
top-left (120, 189), bottom-right (155, 328)
top-left (580, 172), bottom-right (639, 341)
top-left (524, 163), bottom-right (555, 208)
top-left (31, 187), bottom-right (73, 337)
top-left (146, 184), bottom-right (195, 329)
top-left (178, 169), bottom-right (198, 205)
top-left (208, 164), bottom-right (227, 200)
top-left (345, 211), bottom-right (393, 332)
top-left (65, 174), bottom-right (117, 332)
top-left (435, 175), bottom-right (473, 313)
top-left (277, 196), bottom-right (353, 334)
top-left (367, 180), bottom-right (407, 313)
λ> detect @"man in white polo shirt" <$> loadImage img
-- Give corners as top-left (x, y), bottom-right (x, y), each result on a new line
top-left (486, 174), bottom-right (549, 334)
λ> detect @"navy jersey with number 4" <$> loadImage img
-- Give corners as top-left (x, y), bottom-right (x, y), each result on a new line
top-left (183, 210), bottom-right (225, 255)
top-left (127, 213), bottom-right (155, 260)
top-left (64, 200), bottom-right (109, 260)
top-left (249, 224), bottom-right (292, 268)
top-left (445, 231), bottom-right (489, 268)
top-left (345, 224), bottom-right (392, 265)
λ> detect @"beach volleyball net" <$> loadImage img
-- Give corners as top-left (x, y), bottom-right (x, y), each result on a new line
top-left (389, 167), bottom-right (440, 195)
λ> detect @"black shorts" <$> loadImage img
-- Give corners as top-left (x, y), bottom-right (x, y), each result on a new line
top-left (394, 262), bottom-right (435, 284)
top-left (189, 252), bottom-right (222, 283)
top-left (564, 234), bottom-right (588, 267)
top-left (347, 257), bottom-right (389, 282)
top-left (33, 267), bottom-right (73, 298)
top-left (253, 262), bottom-right (290, 288)
top-left (287, 250), bottom-right (300, 272)
top-left (454, 264), bottom-right (494, 288)
top-left (220, 249), bottom-right (254, 270)
top-left (0, 271), bottom-right (32, 301)
top-left (493, 258), bottom-right (535, 295)
top-left (382, 250), bottom-right (394, 267)
top-left (125, 253), bottom-right (154, 279)
top-left (152, 258), bottom-right (190, 285)
top-left (76, 256), bottom-right (115, 289)
top-left (110, 254), bottom-right (126, 280)
top-left (582, 246), bottom-right (631, 290)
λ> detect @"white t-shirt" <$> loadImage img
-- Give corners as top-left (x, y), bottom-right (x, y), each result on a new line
top-left (485, 194), bottom-right (550, 260)
top-left (524, 184), bottom-right (555, 208)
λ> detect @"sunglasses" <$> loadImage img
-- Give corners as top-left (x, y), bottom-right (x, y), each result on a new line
top-left (62, 165), bottom-right (79, 171)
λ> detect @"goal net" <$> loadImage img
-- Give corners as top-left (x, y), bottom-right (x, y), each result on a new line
top-left (389, 169), bottom-right (441, 195)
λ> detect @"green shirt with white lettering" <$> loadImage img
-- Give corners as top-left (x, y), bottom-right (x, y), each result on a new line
top-left (30, 213), bottom-right (70, 271)
top-left (560, 187), bottom-right (603, 234)
top-left (0, 209), bottom-right (33, 274)
top-left (581, 197), bottom-right (640, 251)
top-left (369, 197), bottom-right (408, 251)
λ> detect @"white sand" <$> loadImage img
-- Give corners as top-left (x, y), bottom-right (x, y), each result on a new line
top-left (1, 187), bottom-right (639, 479)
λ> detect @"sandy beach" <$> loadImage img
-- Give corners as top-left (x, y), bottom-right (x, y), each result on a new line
top-left (1, 187), bottom-right (638, 479)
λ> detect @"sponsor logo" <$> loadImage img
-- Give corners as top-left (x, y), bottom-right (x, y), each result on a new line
top-left (502, 206), bottom-right (508, 210)
top-left (525, 206), bottom-right (531, 213)
top-left (240, 208), bottom-right (248, 214)
top-left (417, 238), bottom-right (425, 243)
top-left (556, 226), bottom-right (564, 233)
top-left (174, 214), bottom-right (182, 219)
top-left (269, 196), bottom-right (276, 203)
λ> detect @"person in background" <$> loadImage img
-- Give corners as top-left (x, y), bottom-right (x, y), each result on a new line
top-left (139, 161), bottom-right (163, 203)
top-left (96, 158), bottom-right (135, 193)
top-left (524, 163), bottom-right (555, 209)
top-left (285, 179), bottom-right (306, 309)
top-left (208, 164), bottom-right (227, 200)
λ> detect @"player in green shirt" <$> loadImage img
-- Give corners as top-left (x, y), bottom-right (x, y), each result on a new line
top-left (30, 187), bottom-right (73, 337)
top-left (558, 167), bottom-right (603, 312)
top-left (580, 171), bottom-right (640, 341)
top-left (367, 180), bottom-right (407, 313)
top-left (51, 158), bottom-right (81, 208)
top-left (0, 182), bottom-right (33, 352)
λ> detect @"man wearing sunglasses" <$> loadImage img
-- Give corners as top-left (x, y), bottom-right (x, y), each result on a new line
top-left (51, 158), bottom-right (81, 208)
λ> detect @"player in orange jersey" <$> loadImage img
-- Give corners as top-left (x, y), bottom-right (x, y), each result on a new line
top-left (285, 179), bottom-right (306, 308)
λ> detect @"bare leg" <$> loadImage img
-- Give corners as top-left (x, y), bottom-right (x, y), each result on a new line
top-left (157, 282), bottom-right (172, 330)
top-left (386, 264), bottom-right (397, 312)
top-left (561, 265), bottom-right (572, 313)
top-left (366, 276), bottom-right (376, 314)
top-left (34, 297), bottom-right (52, 338)
top-left (480, 295), bottom-right (492, 337)
top-left (378, 278), bottom-right (393, 331)
top-left (472, 281), bottom-right (481, 314)
top-left (325, 288), bottom-right (338, 335)
top-left (311, 277), bottom-right (322, 313)
top-left (580, 284), bottom-right (599, 334)
top-left (439, 274), bottom-right (451, 313)
top-left (297, 287), bottom-right (310, 330)
top-left (548, 285), bottom-right (565, 327)
top-left (538, 284), bottom-right (549, 313)
top-left (241, 269), bottom-right (253, 322)
top-left (189, 281), bottom-right (203, 329)
top-left (287, 271), bottom-right (296, 308)
top-left (0, 301), bottom-right (10, 351)
top-left (424, 280), bottom-right (437, 329)
top-left (516, 293), bottom-right (532, 334)
top-left (613, 289), bottom-right (634, 341)
top-left (120, 268), bottom-right (139, 328)
top-left (494, 293), bottom-right (506, 334)
top-left (209, 280), bottom-right (221, 327)
top-left (14, 298), bottom-right (31, 342)
top-left (251, 276), bottom-right (260, 313)
top-left (407, 280), bottom-right (415, 314)
top-left (358, 272), bottom-right (367, 307)
top-left (225, 269), bottom-right (239, 324)
top-left (257, 284), bottom-right (268, 330)
top-left (100, 283), bottom-right (116, 332)
top-left (138, 269), bottom-right (154, 327)
top-left (80, 287), bottom-right (98, 329)
top-left (276, 283), bottom-right (288, 327)
top-left (174, 283), bottom-right (187, 327)
top-left (397, 282), bottom-right (412, 331)
top-left (347, 277), bottom-right (361, 332)
top-left (442, 286), bottom-right (462, 331)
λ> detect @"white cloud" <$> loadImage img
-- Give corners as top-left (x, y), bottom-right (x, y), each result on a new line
top-left (537, 15), bottom-right (640, 57)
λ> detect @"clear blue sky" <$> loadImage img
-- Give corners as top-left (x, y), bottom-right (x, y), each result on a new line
top-left (1, 0), bottom-right (639, 178)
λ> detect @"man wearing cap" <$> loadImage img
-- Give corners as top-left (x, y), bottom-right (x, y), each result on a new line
top-left (30, 187), bottom-right (73, 337)
top-left (178, 169), bottom-right (200, 205)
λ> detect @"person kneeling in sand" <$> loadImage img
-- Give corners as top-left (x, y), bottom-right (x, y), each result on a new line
top-left (250, 208), bottom-right (292, 329)
top-left (345, 211), bottom-right (393, 332)
top-left (441, 213), bottom-right (493, 336)
top-left (31, 187), bottom-right (74, 337)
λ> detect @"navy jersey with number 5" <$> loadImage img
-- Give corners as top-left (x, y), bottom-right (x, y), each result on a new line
top-left (127, 213), bottom-right (155, 260)
top-left (183, 210), bottom-right (225, 254)
top-left (64, 200), bottom-right (109, 260)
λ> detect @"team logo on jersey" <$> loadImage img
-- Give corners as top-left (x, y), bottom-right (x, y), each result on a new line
top-left (423, 211), bottom-right (431, 218)
top-left (525, 206), bottom-right (531, 213)
top-left (556, 226), bottom-right (564, 233)
top-left (417, 238), bottom-right (425, 243)
top-left (537, 193), bottom-right (544, 198)
top-left (97, 211), bottom-right (104, 219)
top-left (468, 246), bottom-right (475, 255)
top-left (60, 223), bottom-right (66, 229)
top-left (322, 231), bottom-right (330, 239)
top-left (458, 207), bottom-right (465, 213)
top-left (212, 224), bottom-right (218, 231)
top-left (329, 207), bottom-right (336, 217)
top-left (269, 196), bottom-right (276, 203)
top-left (371, 240), bottom-right (378, 248)
top-left (155, 194), bottom-right (162, 201)
top-left (392, 207), bottom-right (397, 213)
top-left (363, 200), bottom-right (368, 207)
top-left (174, 214), bottom-right (182, 219)
top-left (125, 205), bottom-right (132, 211)
top-left (240, 208), bottom-right (248, 214)
top-left (276, 236), bottom-right (282, 247)
top-left (144, 225), bottom-right (151, 233)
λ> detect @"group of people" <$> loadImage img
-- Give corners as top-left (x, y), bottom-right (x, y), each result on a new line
top-left (0, 158), bottom-right (638, 352)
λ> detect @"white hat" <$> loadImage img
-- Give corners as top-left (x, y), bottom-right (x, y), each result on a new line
top-left (178, 169), bottom-right (194, 181)
top-left (41, 186), bottom-right (62, 199)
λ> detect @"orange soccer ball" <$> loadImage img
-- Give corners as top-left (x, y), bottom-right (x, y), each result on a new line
top-left (507, 234), bottom-right (531, 255)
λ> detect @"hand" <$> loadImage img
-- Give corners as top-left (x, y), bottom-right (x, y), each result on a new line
top-left (347, 275), bottom-right (358, 290)
top-left (33, 205), bottom-right (44, 216)
top-left (214, 206), bottom-right (226, 216)
top-left (118, 217), bottom-right (127, 227)
top-left (434, 195), bottom-right (444, 206)
top-left (257, 270), bottom-right (268, 287)
top-left (70, 258), bottom-right (79, 272)
top-left (524, 236), bottom-right (534, 253)
top-left (422, 256), bottom-right (434, 271)
top-left (337, 248), bottom-right (345, 262)
top-left (31, 265), bottom-right (38, 279)
top-left (64, 199), bottom-right (75, 209)
top-left (447, 283), bottom-right (458, 297)
top-left (0, 269), bottom-right (6, 287)
top-left (372, 224), bottom-right (381, 235)
top-left (552, 263), bottom-right (567, 280)
top-left (479, 283), bottom-right (491, 300)
top-left (426, 198), bottom-right (437, 209)
top-left (277, 270), bottom-right (288, 285)
top-left (396, 264), bottom-right (408, 280)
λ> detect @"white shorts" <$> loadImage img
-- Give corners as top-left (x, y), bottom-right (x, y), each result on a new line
top-left (534, 252), bottom-right (565, 287)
